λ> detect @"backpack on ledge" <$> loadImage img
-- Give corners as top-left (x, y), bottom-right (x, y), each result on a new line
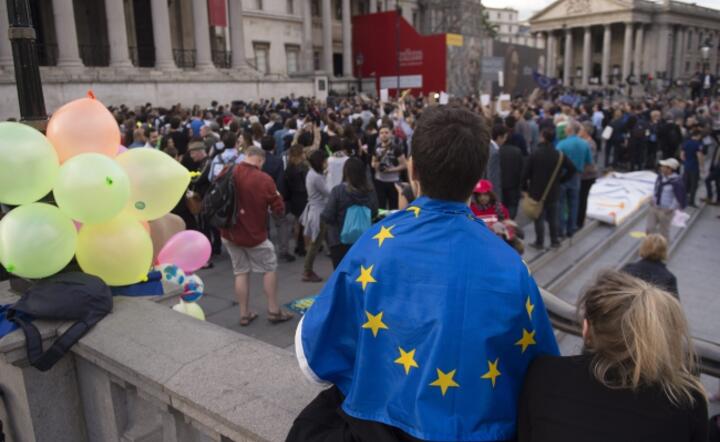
top-left (7, 272), bottom-right (112, 372)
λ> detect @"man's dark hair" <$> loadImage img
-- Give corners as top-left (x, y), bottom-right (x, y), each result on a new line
top-left (540, 127), bottom-right (555, 144)
top-left (504, 115), bottom-right (517, 130)
top-left (260, 135), bottom-right (276, 152)
top-left (308, 149), bottom-right (326, 174)
top-left (222, 132), bottom-right (237, 149)
top-left (343, 157), bottom-right (370, 193)
top-left (491, 124), bottom-right (508, 141)
top-left (169, 116), bottom-right (181, 129)
top-left (411, 106), bottom-right (490, 202)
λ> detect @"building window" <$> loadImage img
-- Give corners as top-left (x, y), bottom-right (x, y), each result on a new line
top-left (335, 0), bottom-right (341, 20)
top-left (287, 0), bottom-right (294, 14)
top-left (286, 45), bottom-right (300, 74)
top-left (256, 0), bottom-right (263, 10)
top-left (253, 42), bottom-right (270, 74)
top-left (685, 61), bottom-right (690, 72)
top-left (312, 0), bottom-right (320, 16)
top-left (412, 10), bottom-right (419, 28)
top-left (313, 49), bottom-right (321, 71)
top-left (687, 31), bottom-right (693, 50)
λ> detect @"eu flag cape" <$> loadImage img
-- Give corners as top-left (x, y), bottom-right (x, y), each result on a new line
top-left (296, 197), bottom-right (559, 441)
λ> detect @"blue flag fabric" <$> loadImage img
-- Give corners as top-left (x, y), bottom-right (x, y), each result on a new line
top-left (532, 70), bottom-right (558, 91)
top-left (296, 196), bottom-right (560, 441)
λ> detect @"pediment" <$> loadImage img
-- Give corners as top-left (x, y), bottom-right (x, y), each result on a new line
top-left (530, 0), bottom-right (633, 22)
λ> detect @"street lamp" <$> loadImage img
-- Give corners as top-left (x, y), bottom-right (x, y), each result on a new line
top-left (701, 38), bottom-right (711, 71)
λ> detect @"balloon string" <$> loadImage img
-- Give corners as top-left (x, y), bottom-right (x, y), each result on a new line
top-left (87, 90), bottom-right (96, 100)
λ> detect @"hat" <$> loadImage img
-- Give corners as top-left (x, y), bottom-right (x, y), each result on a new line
top-left (659, 158), bottom-right (679, 170)
top-left (188, 140), bottom-right (205, 152)
top-left (474, 179), bottom-right (493, 194)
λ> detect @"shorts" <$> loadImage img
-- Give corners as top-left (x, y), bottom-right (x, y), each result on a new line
top-left (223, 238), bottom-right (278, 275)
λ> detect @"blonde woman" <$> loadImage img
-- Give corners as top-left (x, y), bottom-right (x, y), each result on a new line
top-left (517, 270), bottom-right (707, 442)
top-left (621, 233), bottom-right (678, 297)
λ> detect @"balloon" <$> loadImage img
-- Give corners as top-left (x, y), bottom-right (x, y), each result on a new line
top-left (0, 122), bottom-right (59, 205)
top-left (115, 148), bottom-right (190, 221)
top-left (116, 145), bottom-right (127, 155)
top-left (46, 93), bottom-right (120, 163)
top-left (153, 263), bottom-right (188, 286)
top-left (181, 274), bottom-right (205, 302)
top-left (76, 213), bottom-right (153, 286)
top-left (149, 214), bottom-right (186, 261)
top-left (53, 153), bottom-right (131, 224)
top-left (157, 230), bottom-right (211, 273)
top-left (172, 301), bottom-right (205, 321)
top-left (0, 203), bottom-right (76, 279)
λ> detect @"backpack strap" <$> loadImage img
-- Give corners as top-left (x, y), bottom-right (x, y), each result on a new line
top-left (11, 316), bottom-right (89, 372)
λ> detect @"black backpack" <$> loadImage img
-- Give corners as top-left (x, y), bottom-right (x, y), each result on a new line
top-left (7, 273), bottom-right (113, 372)
top-left (201, 164), bottom-right (238, 229)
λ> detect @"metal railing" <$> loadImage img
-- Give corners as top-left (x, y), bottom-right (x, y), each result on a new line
top-left (212, 50), bottom-right (231, 68)
top-left (35, 43), bottom-right (58, 66)
top-left (173, 48), bottom-right (196, 68)
top-left (128, 45), bottom-right (156, 68)
top-left (79, 44), bottom-right (110, 67)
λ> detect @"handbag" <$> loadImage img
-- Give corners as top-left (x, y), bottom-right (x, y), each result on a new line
top-left (521, 152), bottom-right (564, 220)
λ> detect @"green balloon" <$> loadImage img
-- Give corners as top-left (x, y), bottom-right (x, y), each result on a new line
top-left (54, 153), bottom-right (131, 224)
top-left (0, 122), bottom-right (60, 205)
top-left (0, 203), bottom-right (77, 279)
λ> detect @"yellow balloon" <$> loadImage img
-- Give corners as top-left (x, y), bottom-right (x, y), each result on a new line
top-left (115, 148), bottom-right (190, 221)
top-left (76, 213), bottom-right (153, 286)
top-left (172, 301), bottom-right (206, 321)
top-left (0, 203), bottom-right (76, 279)
top-left (0, 122), bottom-right (59, 205)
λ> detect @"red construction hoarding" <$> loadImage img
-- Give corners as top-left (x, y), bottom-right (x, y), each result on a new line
top-left (352, 11), bottom-right (447, 97)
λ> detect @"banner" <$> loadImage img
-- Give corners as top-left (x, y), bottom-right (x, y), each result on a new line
top-left (208, 0), bottom-right (227, 27)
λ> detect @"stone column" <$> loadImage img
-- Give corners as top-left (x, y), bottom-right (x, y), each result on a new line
top-left (633, 24), bottom-right (644, 76)
top-left (341, 0), bottom-right (352, 77)
top-left (192, 0), bottom-right (215, 69)
top-left (582, 26), bottom-right (591, 87)
top-left (674, 26), bottom-right (684, 78)
top-left (105, 0), bottom-right (132, 67)
top-left (710, 31), bottom-right (718, 75)
top-left (0, 1), bottom-right (13, 68)
top-left (229, 0), bottom-right (248, 69)
top-left (369, 0), bottom-right (377, 13)
top-left (563, 28), bottom-right (573, 86)
top-left (547, 32), bottom-right (556, 76)
top-left (655, 23), bottom-right (671, 79)
top-left (150, 0), bottom-right (177, 69)
top-left (601, 24), bottom-right (611, 85)
top-left (52, 0), bottom-right (83, 67)
top-left (622, 22), bottom-right (633, 83)
top-left (301, 0), bottom-right (313, 72)
top-left (321, 0), bottom-right (333, 74)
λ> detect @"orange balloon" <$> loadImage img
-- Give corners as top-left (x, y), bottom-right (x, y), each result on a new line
top-left (140, 220), bottom-right (150, 233)
top-left (46, 93), bottom-right (120, 163)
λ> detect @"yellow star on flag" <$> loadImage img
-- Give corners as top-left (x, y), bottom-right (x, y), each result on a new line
top-left (361, 311), bottom-right (388, 337)
top-left (407, 206), bottom-right (421, 218)
top-left (356, 265), bottom-right (377, 291)
top-left (394, 347), bottom-right (419, 375)
top-left (481, 358), bottom-right (501, 388)
top-left (372, 225), bottom-right (395, 247)
top-left (429, 368), bottom-right (459, 396)
top-left (514, 329), bottom-right (536, 354)
top-left (525, 296), bottom-right (535, 320)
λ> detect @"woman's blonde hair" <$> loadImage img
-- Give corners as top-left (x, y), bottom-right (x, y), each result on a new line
top-left (639, 234), bottom-right (668, 262)
top-left (578, 270), bottom-right (705, 406)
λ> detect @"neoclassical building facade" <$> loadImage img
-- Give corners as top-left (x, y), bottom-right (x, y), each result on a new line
top-left (529, 0), bottom-right (720, 88)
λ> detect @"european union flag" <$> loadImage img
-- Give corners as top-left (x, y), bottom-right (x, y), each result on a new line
top-left (295, 196), bottom-right (559, 441)
top-left (532, 70), bottom-right (559, 91)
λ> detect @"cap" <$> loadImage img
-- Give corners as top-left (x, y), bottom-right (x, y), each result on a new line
top-left (474, 179), bottom-right (493, 194)
top-left (658, 158), bottom-right (679, 170)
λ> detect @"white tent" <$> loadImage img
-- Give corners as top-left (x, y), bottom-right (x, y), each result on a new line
top-left (586, 171), bottom-right (656, 225)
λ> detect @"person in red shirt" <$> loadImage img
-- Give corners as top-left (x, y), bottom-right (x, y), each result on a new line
top-left (221, 147), bottom-right (294, 326)
top-left (470, 180), bottom-right (524, 255)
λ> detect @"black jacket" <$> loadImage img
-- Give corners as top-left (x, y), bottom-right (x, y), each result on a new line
top-left (321, 183), bottom-right (379, 247)
top-left (282, 162), bottom-right (308, 217)
top-left (521, 143), bottom-right (576, 203)
top-left (500, 143), bottom-right (524, 192)
top-left (621, 259), bottom-right (679, 297)
top-left (262, 152), bottom-right (285, 191)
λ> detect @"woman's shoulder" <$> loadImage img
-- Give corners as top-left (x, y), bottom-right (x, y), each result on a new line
top-left (527, 354), bottom-right (591, 383)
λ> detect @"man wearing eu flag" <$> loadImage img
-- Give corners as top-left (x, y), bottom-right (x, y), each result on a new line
top-left (288, 106), bottom-right (559, 442)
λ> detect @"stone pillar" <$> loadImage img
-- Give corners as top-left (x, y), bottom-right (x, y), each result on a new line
top-left (674, 26), bottom-right (684, 78)
top-left (52, 0), bottom-right (83, 67)
top-left (105, 0), bottom-right (132, 67)
top-left (150, 0), bottom-right (177, 70)
top-left (563, 28), bottom-right (573, 86)
top-left (633, 24), bottom-right (644, 76)
top-left (301, 0), bottom-right (313, 72)
top-left (341, 0), bottom-right (352, 77)
top-left (655, 23), bottom-right (671, 79)
top-left (0, 1), bottom-right (13, 68)
top-left (602, 24), bottom-right (611, 85)
top-left (192, 0), bottom-right (215, 69)
top-left (321, 0), bottom-right (333, 74)
top-left (710, 31), bottom-right (718, 75)
top-left (229, 0), bottom-right (248, 69)
top-left (622, 22), bottom-right (633, 83)
top-left (370, 0), bottom-right (377, 13)
top-left (547, 32), bottom-right (556, 76)
top-left (582, 26), bottom-right (591, 87)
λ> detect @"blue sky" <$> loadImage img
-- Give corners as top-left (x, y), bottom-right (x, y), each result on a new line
top-left (482, 0), bottom-right (720, 21)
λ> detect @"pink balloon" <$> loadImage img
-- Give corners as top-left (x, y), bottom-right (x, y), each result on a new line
top-left (156, 230), bottom-right (211, 273)
top-left (116, 145), bottom-right (127, 155)
top-left (73, 220), bottom-right (82, 231)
